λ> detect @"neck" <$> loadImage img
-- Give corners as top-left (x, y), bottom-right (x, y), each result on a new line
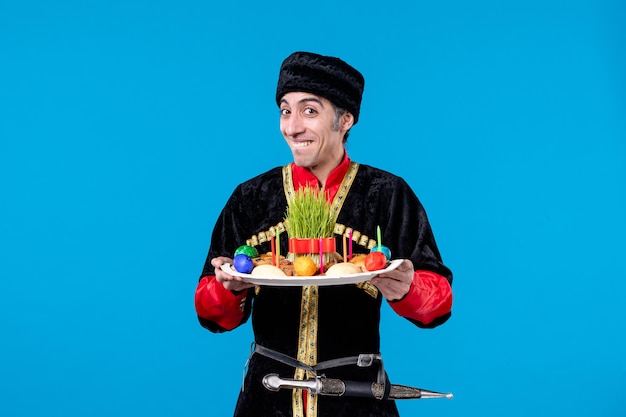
top-left (306, 149), bottom-right (345, 187)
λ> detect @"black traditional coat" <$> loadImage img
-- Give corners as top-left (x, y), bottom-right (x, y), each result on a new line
top-left (198, 161), bottom-right (452, 417)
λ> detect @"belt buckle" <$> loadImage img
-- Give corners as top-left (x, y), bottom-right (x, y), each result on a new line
top-left (357, 354), bottom-right (376, 367)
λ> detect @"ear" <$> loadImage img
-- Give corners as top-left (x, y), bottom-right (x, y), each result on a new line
top-left (341, 112), bottom-right (355, 131)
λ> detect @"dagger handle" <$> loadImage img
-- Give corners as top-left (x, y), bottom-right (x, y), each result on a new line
top-left (262, 374), bottom-right (320, 393)
top-left (317, 378), bottom-right (345, 396)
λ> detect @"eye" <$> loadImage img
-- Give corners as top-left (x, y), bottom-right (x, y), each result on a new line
top-left (280, 108), bottom-right (290, 116)
top-left (304, 107), bottom-right (317, 115)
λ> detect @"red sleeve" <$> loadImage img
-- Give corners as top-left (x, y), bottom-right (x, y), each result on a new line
top-left (389, 270), bottom-right (453, 326)
top-left (195, 275), bottom-right (248, 331)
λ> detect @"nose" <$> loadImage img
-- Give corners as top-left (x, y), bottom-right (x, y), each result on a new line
top-left (282, 113), bottom-right (305, 137)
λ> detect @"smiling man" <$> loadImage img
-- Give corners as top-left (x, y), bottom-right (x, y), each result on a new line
top-left (279, 93), bottom-right (349, 183)
top-left (195, 52), bottom-right (453, 417)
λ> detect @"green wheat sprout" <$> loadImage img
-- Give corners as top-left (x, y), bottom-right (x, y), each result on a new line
top-left (284, 186), bottom-right (336, 238)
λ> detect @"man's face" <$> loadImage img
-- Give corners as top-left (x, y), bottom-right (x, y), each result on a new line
top-left (279, 92), bottom-right (351, 172)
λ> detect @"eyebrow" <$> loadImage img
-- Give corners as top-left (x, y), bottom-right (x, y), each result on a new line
top-left (280, 96), bottom-right (325, 107)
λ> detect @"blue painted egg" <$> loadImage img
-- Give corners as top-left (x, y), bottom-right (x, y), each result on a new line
top-left (233, 254), bottom-right (254, 274)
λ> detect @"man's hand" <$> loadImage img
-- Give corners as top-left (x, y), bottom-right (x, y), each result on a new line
top-left (212, 256), bottom-right (256, 293)
top-left (370, 259), bottom-right (414, 302)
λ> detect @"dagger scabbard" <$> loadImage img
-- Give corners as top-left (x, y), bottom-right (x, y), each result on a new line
top-left (262, 374), bottom-right (453, 400)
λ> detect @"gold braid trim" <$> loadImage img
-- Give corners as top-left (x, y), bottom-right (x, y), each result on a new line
top-left (282, 162), bottom-right (372, 416)
top-left (245, 222), bottom-right (286, 248)
top-left (328, 161), bottom-right (359, 218)
top-left (332, 223), bottom-right (381, 251)
top-left (356, 281), bottom-right (379, 298)
top-left (282, 162), bottom-right (359, 217)
top-left (292, 285), bottom-right (319, 417)
top-left (246, 221), bottom-right (378, 253)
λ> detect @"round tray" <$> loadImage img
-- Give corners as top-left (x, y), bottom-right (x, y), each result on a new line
top-left (220, 259), bottom-right (403, 286)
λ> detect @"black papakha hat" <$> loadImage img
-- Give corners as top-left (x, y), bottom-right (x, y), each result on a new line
top-left (276, 52), bottom-right (365, 124)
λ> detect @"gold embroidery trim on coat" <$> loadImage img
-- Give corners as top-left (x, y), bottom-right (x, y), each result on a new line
top-left (356, 281), bottom-right (379, 298)
top-left (291, 285), bottom-right (319, 417)
top-left (282, 162), bottom-right (359, 217)
top-left (246, 222), bottom-right (378, 256)
top-left (245, 222), bottom-right (286, 248)
top-left (329, 161), bottom-right (359, 217)
top-left (283, 163), bottom-right (359, 417)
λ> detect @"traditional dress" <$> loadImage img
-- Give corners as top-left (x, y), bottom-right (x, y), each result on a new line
top-left (195, 155), bottom-right (453, 417)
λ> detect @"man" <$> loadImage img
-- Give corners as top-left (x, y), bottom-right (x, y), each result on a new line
top-left (195, 51), bottom-right (453, 417)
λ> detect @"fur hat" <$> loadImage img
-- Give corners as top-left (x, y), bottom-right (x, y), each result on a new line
top-left (276, 52), bottom-right (365, 124)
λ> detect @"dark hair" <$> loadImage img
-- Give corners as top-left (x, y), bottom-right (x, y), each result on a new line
top-left (332, 105), bottom-right (350, 143)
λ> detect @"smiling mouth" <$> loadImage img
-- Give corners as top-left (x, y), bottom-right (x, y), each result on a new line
top-left (292, 141), bottom-right (313, 148)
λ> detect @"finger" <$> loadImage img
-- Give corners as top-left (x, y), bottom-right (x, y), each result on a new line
top-left (397, 260), bottom-right (412, 272)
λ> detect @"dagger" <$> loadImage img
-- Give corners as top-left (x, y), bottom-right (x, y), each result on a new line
top-left (262, 374), bottom-right (453, 400)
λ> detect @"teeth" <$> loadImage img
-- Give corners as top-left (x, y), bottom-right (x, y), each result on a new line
top-left (292, 141), bottom-right (312, 148)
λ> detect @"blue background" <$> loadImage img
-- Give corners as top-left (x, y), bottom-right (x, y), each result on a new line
top-left (1, 1), bottom-right (624, 416)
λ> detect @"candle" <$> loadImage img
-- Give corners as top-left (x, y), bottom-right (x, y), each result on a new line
top-left (319, 237), bottom-right (324, 274)
top-left (377, 225), bottom-right (382, 250)
top-left (270, 235), bottom-right (276, 267)
top-left (343, 232), bottom-right (347, 262)
top-left (276, 228), bottom-right (280, 266)
top-left (348, 229), bottom-right (353, 260)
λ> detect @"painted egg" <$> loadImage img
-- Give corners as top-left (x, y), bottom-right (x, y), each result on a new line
top-left (370, 245), bottom-right (391, 260)
top-left (233, 254), bottom-right (254, 274)
top-left (234, 245), bottom-right (259, 258)
top-left (365, 251), bottom-right (387, 271)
